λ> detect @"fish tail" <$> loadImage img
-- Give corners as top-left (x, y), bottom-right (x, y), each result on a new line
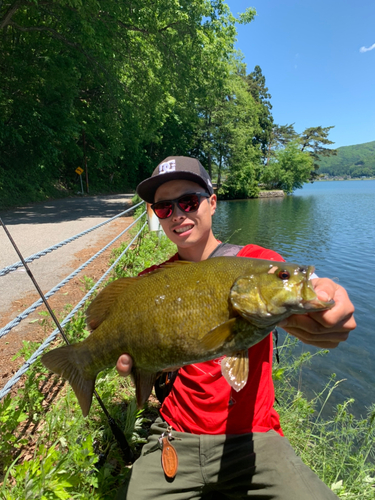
top-left (41, 345), bottom-right (96, 417)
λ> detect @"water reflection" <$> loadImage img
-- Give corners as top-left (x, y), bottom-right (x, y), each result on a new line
top-left (212, 180), bottom-right (375, 418)
top-left (213, 195), bottom-right (332, 263)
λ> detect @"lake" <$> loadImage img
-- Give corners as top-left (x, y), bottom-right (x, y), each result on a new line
top-left (212, 180), bottom-right (375, 418)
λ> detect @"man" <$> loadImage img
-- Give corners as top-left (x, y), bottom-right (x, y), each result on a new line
top-left (117, 156), bottom-right (355, 499)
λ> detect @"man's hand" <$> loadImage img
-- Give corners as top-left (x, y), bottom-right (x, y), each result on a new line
top-left (116, 354), bottom-right (133, 377)
top-left (279, 278), bottom-right (356, 348)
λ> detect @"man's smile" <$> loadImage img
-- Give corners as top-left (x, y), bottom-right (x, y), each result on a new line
top-left (174, 224), bottom-right (194, 234)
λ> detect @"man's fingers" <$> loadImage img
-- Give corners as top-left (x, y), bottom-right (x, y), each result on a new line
top-left (284, 325), bottom-right (349, 344)
top-left (116, 354), bottom-right (133, 377)
top-left (310, 280), bottom-right (355, 329)
top-left (281, 313), bottom-right (354, 335)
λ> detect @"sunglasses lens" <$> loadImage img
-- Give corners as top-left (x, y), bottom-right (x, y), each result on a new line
top-left (153, 202), bottom-right (173, 219)
top-left (178, 194), bottom-right (200, 213)
top-left (152, 193), bottom-right (207, 219)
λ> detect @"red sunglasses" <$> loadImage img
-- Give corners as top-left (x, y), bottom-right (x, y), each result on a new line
top-left (151, 192), bottom-right (210, 219)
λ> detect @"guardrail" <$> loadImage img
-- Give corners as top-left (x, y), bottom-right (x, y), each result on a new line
top-left (0, 202), bottom-right (146, 400)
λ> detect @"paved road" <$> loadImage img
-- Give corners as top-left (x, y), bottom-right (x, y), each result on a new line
top-left (0, 194), bottom-right (135, 318)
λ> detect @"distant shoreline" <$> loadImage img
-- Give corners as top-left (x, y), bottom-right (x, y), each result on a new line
top-left (316, 177), bottom-right (375, 182)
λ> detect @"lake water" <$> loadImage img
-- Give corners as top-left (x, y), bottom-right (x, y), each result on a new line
top-left (212, 180), bottom-right (375, 418)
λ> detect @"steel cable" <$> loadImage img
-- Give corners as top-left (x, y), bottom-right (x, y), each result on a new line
top-left (0, 210), bottom-right (145, 339)
top-left (0, 222), bottom-right (147, 400)
top-left (0, 201), bottom-right (143, 277)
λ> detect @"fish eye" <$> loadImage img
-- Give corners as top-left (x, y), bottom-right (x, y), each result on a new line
top-left (278, 270), bottom-right (290, 280)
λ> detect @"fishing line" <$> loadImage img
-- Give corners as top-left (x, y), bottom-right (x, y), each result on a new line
top-left (0, 218), bottom-right (134, 464)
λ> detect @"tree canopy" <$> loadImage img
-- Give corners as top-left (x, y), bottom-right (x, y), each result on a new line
top-left (0, 1), bottom-right (336, 208)
top-left (261, 141), bottom-right (314, 194)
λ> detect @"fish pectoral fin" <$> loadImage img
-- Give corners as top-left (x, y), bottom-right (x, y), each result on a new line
top-left (86, 277), bottom-right (140, 329)
top-left (199, 318), bottom-right (237, 351)
top-left (132, 368), bottom-right (157, 409)
top-left (41, 345), bottom-right (96, 417)
top-left (221, 350), bottom-right (249, 392)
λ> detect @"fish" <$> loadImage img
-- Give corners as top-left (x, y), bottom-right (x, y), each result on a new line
top-left (41, 256), bottom-right (334, 416)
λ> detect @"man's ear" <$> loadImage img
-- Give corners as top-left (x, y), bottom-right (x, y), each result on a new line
top-left (210, 194), bottom-right (217, 215)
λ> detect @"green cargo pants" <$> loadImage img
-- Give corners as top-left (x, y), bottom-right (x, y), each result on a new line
top-left (118, 419), bottom-right (339, 500)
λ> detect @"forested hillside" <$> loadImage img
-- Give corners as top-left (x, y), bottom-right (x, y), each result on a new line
top-left (318, 141), bottom-right (375, 177)
top-left (0, 1), bottom-right (337, 209)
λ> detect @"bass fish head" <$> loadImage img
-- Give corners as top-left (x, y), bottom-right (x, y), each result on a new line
top-left (230, 261), bottom-right (334, 327)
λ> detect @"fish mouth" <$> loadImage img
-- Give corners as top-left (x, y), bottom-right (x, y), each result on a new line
top-left (302, 297), bottom-right (335, 311)
top-left (305, 265), bottom-right (315, 280)
top-left (303, 266), bottom-right (335, 310)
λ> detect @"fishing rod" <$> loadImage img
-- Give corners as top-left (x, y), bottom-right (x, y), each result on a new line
top-left (0, 218), bottom-right (134, 464)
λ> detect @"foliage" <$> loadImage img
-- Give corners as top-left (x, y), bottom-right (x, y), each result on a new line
top-left (203, 58), bottom-right (261, 199)
top-left (0, 0), bottom-right (340, 206)
top-left (0, 217), bottom-right (177, 497)
top-left (299, 126), bottom-right (337, 179)
top-left (0, 230), bottom-right (168, 497)
top-left (261, 140), bottom-right (314, 193)
top-left (111, 216), bottom-right (177, 278)
top-left (274, 335), bottom-right (375, 499)
top-left (0, 225), bottom-right (374, 497)
top-left (264, 124), bottom-right (337, 182)
top-left (246, 65), bottom-right (274, 161)
top-left (317, 140), bottom-right (375, 178)
top-left (270, 123), bottom-right (298, 150)
top-left (0, 0), bottom-right (260, 209)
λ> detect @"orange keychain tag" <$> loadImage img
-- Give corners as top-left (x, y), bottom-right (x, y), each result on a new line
top-left (160, 435), bottom-right (179, 479)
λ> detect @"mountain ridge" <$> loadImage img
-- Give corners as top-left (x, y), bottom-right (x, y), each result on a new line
top-left (317, 140), bottom-right (375, 177)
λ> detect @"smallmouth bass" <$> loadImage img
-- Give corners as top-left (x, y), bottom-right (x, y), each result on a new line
top-left (41, 257), bottom-right (334, 416)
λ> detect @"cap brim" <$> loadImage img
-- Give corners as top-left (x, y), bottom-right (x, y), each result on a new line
top-left (137, 171), bottom-right (211, 204)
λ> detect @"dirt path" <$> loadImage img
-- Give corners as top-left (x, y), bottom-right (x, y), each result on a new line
top-left (0, 194), bottom-right (138, 387)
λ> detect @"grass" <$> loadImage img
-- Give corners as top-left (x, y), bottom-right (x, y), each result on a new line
top-left (274, 337), bottom-right (375, 498)
top-left (0, 218), bottom-right (374, 498)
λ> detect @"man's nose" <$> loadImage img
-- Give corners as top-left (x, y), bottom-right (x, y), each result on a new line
top-left (171, 205), bottom-right (187, 220)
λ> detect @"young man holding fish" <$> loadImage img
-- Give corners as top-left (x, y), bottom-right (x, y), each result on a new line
top-left (115, 156), bottom-right (356, 499)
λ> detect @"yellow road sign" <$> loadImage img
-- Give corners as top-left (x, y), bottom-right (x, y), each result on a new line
top-left (75, 167), bottom-right (84, 175)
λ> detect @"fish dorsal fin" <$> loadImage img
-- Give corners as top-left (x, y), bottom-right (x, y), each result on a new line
top-left (221, 350), bottom-right (249, 392)
top-left (161, 260), bottom-right (192, 267)
top-left (159, 260), bottom-right (192, 269)
top-left (145, 260), bottom-right (192, 275)
top-left (132, 368), bottom-right (158, 408)
top-left (198, 318), bottom-right (237, 351)
top-left (86, 277), bottom-right (140, 330)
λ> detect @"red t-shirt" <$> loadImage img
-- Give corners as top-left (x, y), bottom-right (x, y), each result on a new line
top-left (140, 244), bottom-right (284, 436)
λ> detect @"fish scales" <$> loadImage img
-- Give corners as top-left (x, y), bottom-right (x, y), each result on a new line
top-left (88, 258), bottom-right (242, 369)
top-left (41, 257), bottom-right (334, 415)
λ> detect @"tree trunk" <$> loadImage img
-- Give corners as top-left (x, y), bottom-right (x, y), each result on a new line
top-left (83, 130), bottom-right (89, 193)
top-left (217, 151), bottom-right (222, 189)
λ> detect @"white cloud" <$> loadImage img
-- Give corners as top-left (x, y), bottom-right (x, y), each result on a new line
top-left (360, 43), bottom-right (375, 53)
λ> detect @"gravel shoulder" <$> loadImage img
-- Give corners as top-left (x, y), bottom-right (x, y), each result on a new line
top-left (0, 193), bottom-right (137, 386)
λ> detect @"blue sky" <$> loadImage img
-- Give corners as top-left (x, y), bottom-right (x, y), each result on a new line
top-left (226, 0), bottom-right (375, 148)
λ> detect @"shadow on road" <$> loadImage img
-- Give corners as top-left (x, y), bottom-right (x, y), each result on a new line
top-left (0, 194), bottom-right (136, 225)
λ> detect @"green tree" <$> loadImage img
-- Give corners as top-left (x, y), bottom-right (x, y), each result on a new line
top-left (299, 126), bottom-right (337, 179)
top-left (216, 64), bottom-right (261, 199)
top-left (1, 0), bottom-right (255, 207)
top-left (271, 124), bottom-right (298, 148)
top-left (246, 65), bottom-right (274, 162)
top-left (261, 140), bottom-right (314, 194)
